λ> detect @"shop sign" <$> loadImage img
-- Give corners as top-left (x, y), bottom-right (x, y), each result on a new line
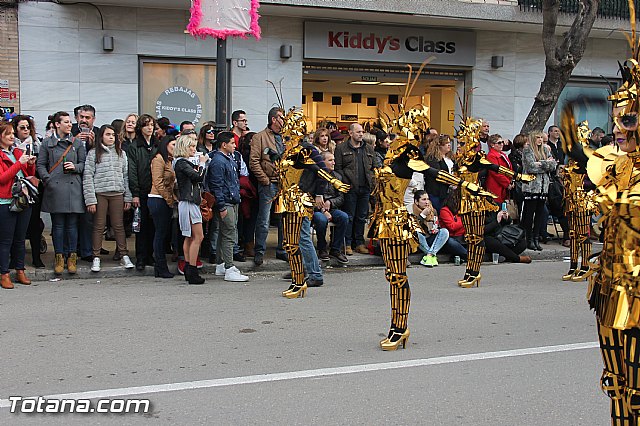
top-left (0, 80), bottom-right (9, 101)
top-left (155, 86), bottom-right (203, 124)
top-left (341, 114), bottom-right (358, 121)
top-left (304, 21), bottom-right (476, 67)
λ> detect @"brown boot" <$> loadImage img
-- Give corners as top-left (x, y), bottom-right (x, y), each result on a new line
top-left (244, 242), bottom-right (255, 257)
top-left (67, 253), bottom-right (77, 274)
top-left (519, 255), bottom-right (532, 264)
top-left (15, 270), bottom-right (31, 285)
top-left (1, 273), bottom-right (14, 289)
top-left (54, 253), bottom-right (64, 275)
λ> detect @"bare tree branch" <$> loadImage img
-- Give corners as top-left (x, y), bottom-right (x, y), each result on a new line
top-left (521, 0), bottom-right (600, 134)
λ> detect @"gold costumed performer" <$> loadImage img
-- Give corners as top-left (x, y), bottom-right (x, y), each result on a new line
top-left (454, 118), bottom-right (535, 288)
top-left (270, 108), bottom-right (350, 299)
top-left (370, 96), bottom-right (496, 351)
top-left (589, 4), bottom-right (640, 423)
top-left (559, 107), bottom-right (598, 282)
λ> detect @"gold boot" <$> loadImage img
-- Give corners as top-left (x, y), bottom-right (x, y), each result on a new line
top-left (67, 253), bottom-right (77, 274)
top-left (381, 329), bottom-right (410, 351)
top-left (284, 282), bottom-right (307, 299)
top-left (54, 254), bottom-right (64, 275)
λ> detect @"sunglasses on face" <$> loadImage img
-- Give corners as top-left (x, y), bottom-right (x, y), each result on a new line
top-left (205, 129), bottom-right (215, 134)
top-left (18, 125), bottom-right (30, 130)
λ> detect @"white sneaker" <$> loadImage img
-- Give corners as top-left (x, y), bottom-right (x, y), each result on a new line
top-left (215, 263), bottom-right (226, 276)
top-left (91, 257), bottom-right (101, 272)
top-left (121, 255), bottom-right (135, 269)
top-left (224, 266), bottom-right (249, 282)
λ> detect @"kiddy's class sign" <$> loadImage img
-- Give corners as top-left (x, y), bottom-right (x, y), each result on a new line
top-left (155, 86), bottom-right (203, 124)
top-left (304, 21), bottom-right (476, 67)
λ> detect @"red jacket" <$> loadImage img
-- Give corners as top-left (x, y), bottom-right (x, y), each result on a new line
top-left (0, 148), bottom-right (35, 199)
top-left (484, 148), bottom-right (512, 204)
top-left (439, 206), bottom-right (465, 237)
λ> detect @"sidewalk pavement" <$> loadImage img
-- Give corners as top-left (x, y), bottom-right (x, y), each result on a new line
top-left (19, 228), bottom-right (583, 282)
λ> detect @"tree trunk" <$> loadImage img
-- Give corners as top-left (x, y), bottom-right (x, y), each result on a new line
top-left (520, 0), bottom-right (600, 135)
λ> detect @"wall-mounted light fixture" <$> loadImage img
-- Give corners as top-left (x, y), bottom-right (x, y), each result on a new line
top-left (491, 55), bottom-right (504, 69)
top-left (102, 35), bottom-right (114, 52)
top-left (280, 44), bottom-right (292, 59)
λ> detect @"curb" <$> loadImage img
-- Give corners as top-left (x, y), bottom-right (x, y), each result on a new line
top-left (24, 242), bottom-right (582, 282)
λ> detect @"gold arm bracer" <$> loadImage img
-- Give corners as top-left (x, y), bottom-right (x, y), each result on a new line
top-left (317, 169), bottom-right (351, 193)
top-left (497, 165), bottom-right (515, 179)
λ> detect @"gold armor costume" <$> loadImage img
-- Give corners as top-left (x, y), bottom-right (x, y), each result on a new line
top-left (369, 104), bottom-right (495, 350)
top-left (454, 118), bottom-right (534, 288)
top-left (272, 109), bottom-right (349, 299)
top-left (559, 111), bottom-right (598, 282)
top-left (589, 5), bottom-right (640, 422)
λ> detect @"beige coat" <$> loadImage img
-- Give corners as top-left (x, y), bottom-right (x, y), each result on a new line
top-left (149, 154), bottom-right (177, 207)
top-left (249, 127), bottom-right (280, 186)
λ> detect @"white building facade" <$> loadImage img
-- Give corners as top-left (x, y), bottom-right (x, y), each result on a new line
top-left (13, 0), bottom-right (629, 137)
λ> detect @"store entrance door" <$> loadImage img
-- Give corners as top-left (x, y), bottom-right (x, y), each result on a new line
top-left (302, 64), bottom-right (465, 136)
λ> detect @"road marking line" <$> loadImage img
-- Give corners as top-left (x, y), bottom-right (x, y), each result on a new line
top-left (0, 341), bottom-right (598, 408)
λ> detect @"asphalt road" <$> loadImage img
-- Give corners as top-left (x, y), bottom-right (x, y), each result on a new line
top-left (0, 260), bottom-right (608, 425)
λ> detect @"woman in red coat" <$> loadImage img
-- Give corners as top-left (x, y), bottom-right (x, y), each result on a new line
top-left (484, 134), bottom-right (514, 204)
top-left (0, 121), bottom-right (37, 289)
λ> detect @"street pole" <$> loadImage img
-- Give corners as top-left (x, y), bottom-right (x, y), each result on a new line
top-left (215, 38), bottom-right (228, 131)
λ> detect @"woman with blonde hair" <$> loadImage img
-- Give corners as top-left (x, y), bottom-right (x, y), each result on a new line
top-left (119, 113), bottom-right (137, 152)
top-left (521, 131), bottom-right (556, 251)
top-left (312, 127), bottom-right (335, 153)
top-left (173, 135), bottom-right (207, 284)
top-left (423, 134), bottom-right (453, 211)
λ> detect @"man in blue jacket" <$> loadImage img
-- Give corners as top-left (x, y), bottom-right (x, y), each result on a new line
top-left (207, 132), bottom-right (249, 282)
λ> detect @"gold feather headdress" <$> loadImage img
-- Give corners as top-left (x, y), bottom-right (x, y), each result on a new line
top-left (609, 0), bottom-right (640, 148)
top-left (380, 58), bottom-right (434, 164)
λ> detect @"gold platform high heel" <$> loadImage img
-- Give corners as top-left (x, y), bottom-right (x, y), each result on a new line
top-left (282, 283), bottom-right (296, 296)
top-left (458, 274), bottom-right (481, 288)
top-left (562, 269), bottom-right (576, 281)
top-left (380, 329), bottom-right (410, 351)
top-left (571, 267), bottom-right (592, 282)
top-left (284, 282), bottom-right (307, 299)
top-left (457, 273), bottom-right (471, 286)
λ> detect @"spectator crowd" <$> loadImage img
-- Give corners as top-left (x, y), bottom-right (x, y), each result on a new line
top-left (0, 105), bottom-right (606, 288)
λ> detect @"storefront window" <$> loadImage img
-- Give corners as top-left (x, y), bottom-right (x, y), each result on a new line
top-left (140, 60), bottom-right (216, 126)
top-left (555, 81), bottom-right (613, 133)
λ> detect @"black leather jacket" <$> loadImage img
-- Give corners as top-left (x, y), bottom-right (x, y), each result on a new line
top-left (174, 158), bottom-right (206, 205)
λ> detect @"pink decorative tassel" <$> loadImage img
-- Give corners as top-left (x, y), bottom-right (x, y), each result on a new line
top-left (187, 0), bottom-right (261, 40)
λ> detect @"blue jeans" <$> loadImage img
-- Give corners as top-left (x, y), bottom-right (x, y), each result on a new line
top-left (0, 205), bottom-right (31, 273)
top-left (343, 186), bottom-right (370, 247)
top-left (51, 213), bottom-right (79, 256)
top-left (312, 209), bottom-right (348, 251)
top-left (208, 214), bottom-right (219, 255)
top-left (417, 228), bottom-right (449, 255)
top-left (444, 236), bottom-right (468, 257)
top-left (78, 211), bottom-right (93, 257)
top-left (254, 183), bottom-right (284, 256)
top-left (300, 217), bottom-right (322, 281)
top-left (148, 197), bottom-right (172, 266)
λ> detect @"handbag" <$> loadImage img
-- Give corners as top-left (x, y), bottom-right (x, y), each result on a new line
top-left (496, 224), bottom-right (525, 248)
top-left (505, 199), bottom-right (519, 221)
top-left (9, 176), bottom-right (39, 213)
top-left (200, 191), bottom-right (216, 222)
